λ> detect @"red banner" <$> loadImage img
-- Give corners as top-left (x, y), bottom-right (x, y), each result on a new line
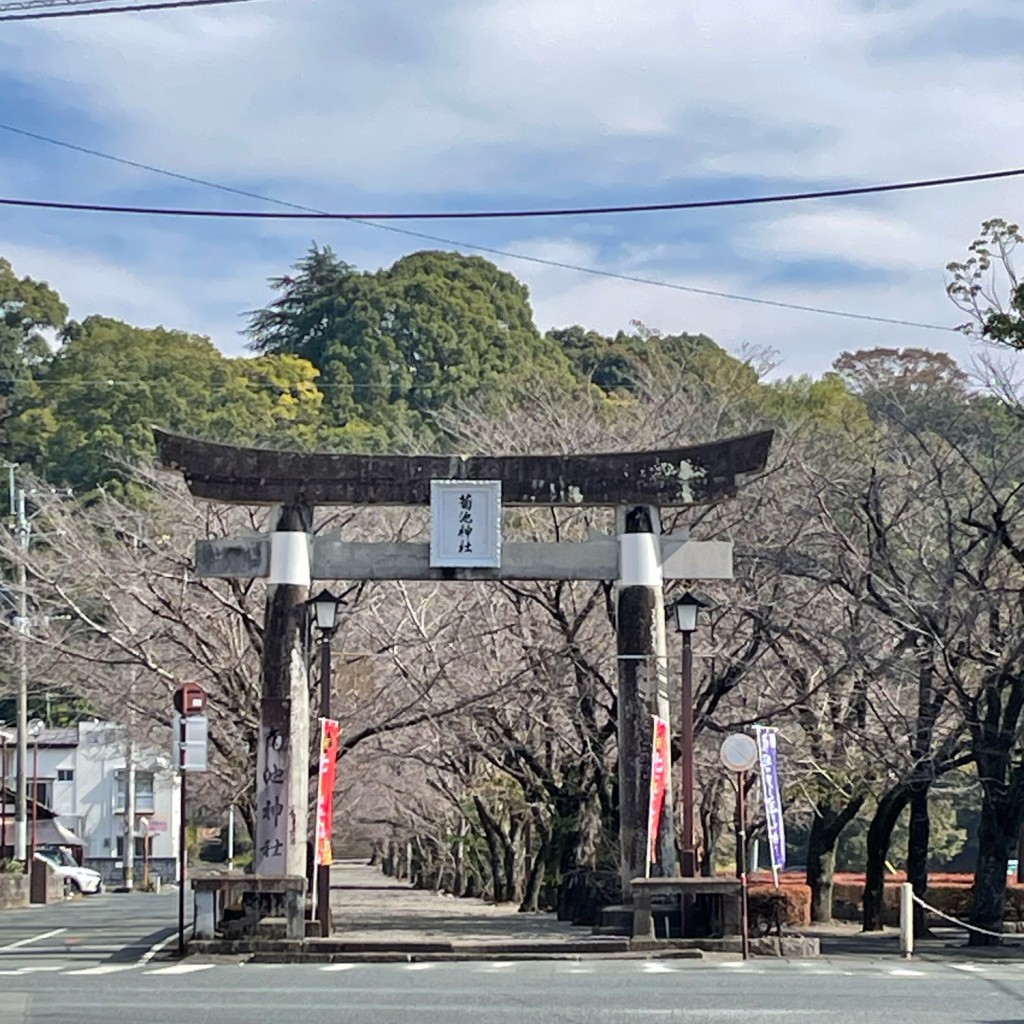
top-left (314, 718), bottom-right (341, 867)
top-left (647, 716), bottom-right (669, 865)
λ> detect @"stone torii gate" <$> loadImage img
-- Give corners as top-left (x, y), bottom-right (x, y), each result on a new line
top-left (155, 429), bottom-right (772, 903)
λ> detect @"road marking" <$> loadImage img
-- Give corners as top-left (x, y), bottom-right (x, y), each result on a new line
top-left (477, 961), bottom-right (515, 972)
top-left (405, 962), bottom-right (433, 971)
top-left (888, 967), bottom-right (926, 977)
top-left (66, 965), bottom-right (138, 976)
top-left (0, 927), bottom-right (67, 952)
top-left (137, 930), bottom-right (180, 966)
top-left (949, 963), bottom-right (986, 973)
top-left (321, 963), bottom-right (359, 972)
top-left (642, 962), bottom-right (676, 973)
top-left (145, 963), bottom-right (216, 976)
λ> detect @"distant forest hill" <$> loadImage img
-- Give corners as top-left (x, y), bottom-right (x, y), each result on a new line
top-left (0, 245), bottom-right (905, 496)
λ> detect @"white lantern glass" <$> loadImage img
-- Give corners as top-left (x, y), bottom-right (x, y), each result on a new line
top-left (311, 589), bottom-right (340, 633)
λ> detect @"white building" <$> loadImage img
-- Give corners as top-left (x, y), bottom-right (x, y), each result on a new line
top-left (0, 720), bottom-right (181, 884)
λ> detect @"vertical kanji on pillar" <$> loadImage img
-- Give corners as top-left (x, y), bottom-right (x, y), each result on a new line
top-left (255, 502), bottom-right (312, 879)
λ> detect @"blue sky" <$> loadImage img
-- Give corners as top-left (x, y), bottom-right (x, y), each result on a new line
top-left (1, 0), bottom-right (1023, 379)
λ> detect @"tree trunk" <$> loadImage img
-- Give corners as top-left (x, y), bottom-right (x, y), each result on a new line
top-left (503, 816), bottom-right (525, 904)
top-left (807, 794), bottom-right (866, 923)
top-left (473, 796), bottom-right (506, 902)
top-left (862, 786), bottom-right (909, 931)
top-left (907, 782), bottom-right (931, 938)
top-left (520, 826), bottom-right (551, 913)
top-left (970, 782), bottom-right (1020, 945)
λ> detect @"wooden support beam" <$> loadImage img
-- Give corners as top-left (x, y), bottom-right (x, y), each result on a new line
top-left (156, 429), bottom-right (773, 508)
top-left (194, 536), bottom-right (734, 582)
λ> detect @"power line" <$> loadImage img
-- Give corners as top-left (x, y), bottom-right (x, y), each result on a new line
top-left (0, 0), bottom-right (261, 21)
top-left (0, 121), bottom-right (958, 333)
top-left (0, 1), bottom-right (96, 10)
top-left (1, 166), bottom-right (1023, 220)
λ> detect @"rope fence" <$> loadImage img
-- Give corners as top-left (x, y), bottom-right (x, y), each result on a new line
top-left (900, 882), bottom-right (1008, 957)
top-left (910, 892), bottom-right (1007, 940)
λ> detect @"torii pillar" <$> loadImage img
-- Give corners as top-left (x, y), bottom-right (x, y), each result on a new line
top-left (156, 429), bottom-right (773, 900)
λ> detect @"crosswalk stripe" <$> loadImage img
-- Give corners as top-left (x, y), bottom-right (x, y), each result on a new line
top-left (145, 963), bottom-right (216, 976)
top-left (642, 962), bottom-right (675, 973)
top-left (321, 963), bottom-right (357, 972)
top-left (66, 965), bottom-right (137, 976)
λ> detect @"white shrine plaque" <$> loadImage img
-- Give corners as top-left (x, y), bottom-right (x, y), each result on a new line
top-left (430, 480), bottom-right (502, 568)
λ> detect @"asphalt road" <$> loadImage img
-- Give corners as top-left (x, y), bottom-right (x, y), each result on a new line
top-left (3, 952), bottom-right (1024, 1023)
top-left (0, 887), bottom-right (179, 970)
top-left (3, 893), bottom-right (1024, 1023)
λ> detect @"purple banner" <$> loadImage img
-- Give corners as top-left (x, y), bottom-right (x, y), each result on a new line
top-left (755, 727), bottom-right (786, 876)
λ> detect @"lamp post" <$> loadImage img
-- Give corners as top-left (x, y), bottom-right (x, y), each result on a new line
top-left (670, 592), bottom-right (707, 879)
top-left (309, 588), bottom-right (342, 939)
top-left (28, 718), bottom-right (44, 865)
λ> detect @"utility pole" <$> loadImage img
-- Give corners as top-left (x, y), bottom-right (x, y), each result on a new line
top-left (8, 466), bottom-right (30, 866)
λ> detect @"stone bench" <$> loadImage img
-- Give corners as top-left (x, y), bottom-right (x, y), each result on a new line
top-left (630, 877), bottom-right (742, 940)
top-left (193, 874), bottom-right (306, 941)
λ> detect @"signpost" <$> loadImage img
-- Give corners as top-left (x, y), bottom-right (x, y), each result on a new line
top-left (173, 682), bottom-right (207, 957)
top-left (720, 733), bottom-right (758, 960)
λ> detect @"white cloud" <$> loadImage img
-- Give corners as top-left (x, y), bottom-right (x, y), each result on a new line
top-left (0, 0), bottom-right (1019, 379)
top-left (4, 0), bottom-right (1021, 193)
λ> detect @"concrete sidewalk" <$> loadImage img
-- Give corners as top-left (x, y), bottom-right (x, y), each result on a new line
top-left (324, 859), bottom-right (627, 954)
top-left (191, 860), bottom-right (1024, 963)
top-left (804, 919), bottom-right (1024, 961)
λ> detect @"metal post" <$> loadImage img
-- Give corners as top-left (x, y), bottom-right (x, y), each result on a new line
top-left (317, 636), bottom-right (332, 938)
top-left (227, 803), bottom-right (235, 873)
top-left (1, 733), bottom-right (7, 859)
top-left (899, 882), bottom-right (914, 959)
top-left (124, 733), bottom-right (136, 890)
top-left (737, 771), bottom-right (750, 960)
top-left (681, 630), bottom-right (696, 878)
top-left (177, 716), bottom-right (187, 957)
top-left (30, 739), bottom-right (38, 862)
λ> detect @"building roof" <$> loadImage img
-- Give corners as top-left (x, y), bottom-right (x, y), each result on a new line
top-left (0, 725), bottom-right (98, 747)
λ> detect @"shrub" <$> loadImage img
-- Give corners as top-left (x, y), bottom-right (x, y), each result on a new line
top-left (748, 883), bottom-right (811, 927)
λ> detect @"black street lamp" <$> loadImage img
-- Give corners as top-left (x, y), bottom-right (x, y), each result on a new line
top-left (670, 592), bottom-right (708, 879)
top-left (308, 589), bottom-right (343, 938)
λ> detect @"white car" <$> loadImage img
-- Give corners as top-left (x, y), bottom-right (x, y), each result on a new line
top-left (34, 847), bottom-right (104, 895)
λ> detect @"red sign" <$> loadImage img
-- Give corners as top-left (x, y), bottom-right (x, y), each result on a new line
top-left (314, 719), bottom-right (341, 867)
top-left (647, 716), bottom-right (670, 865)
top-left (173, 681), bottom-right (207, 716)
